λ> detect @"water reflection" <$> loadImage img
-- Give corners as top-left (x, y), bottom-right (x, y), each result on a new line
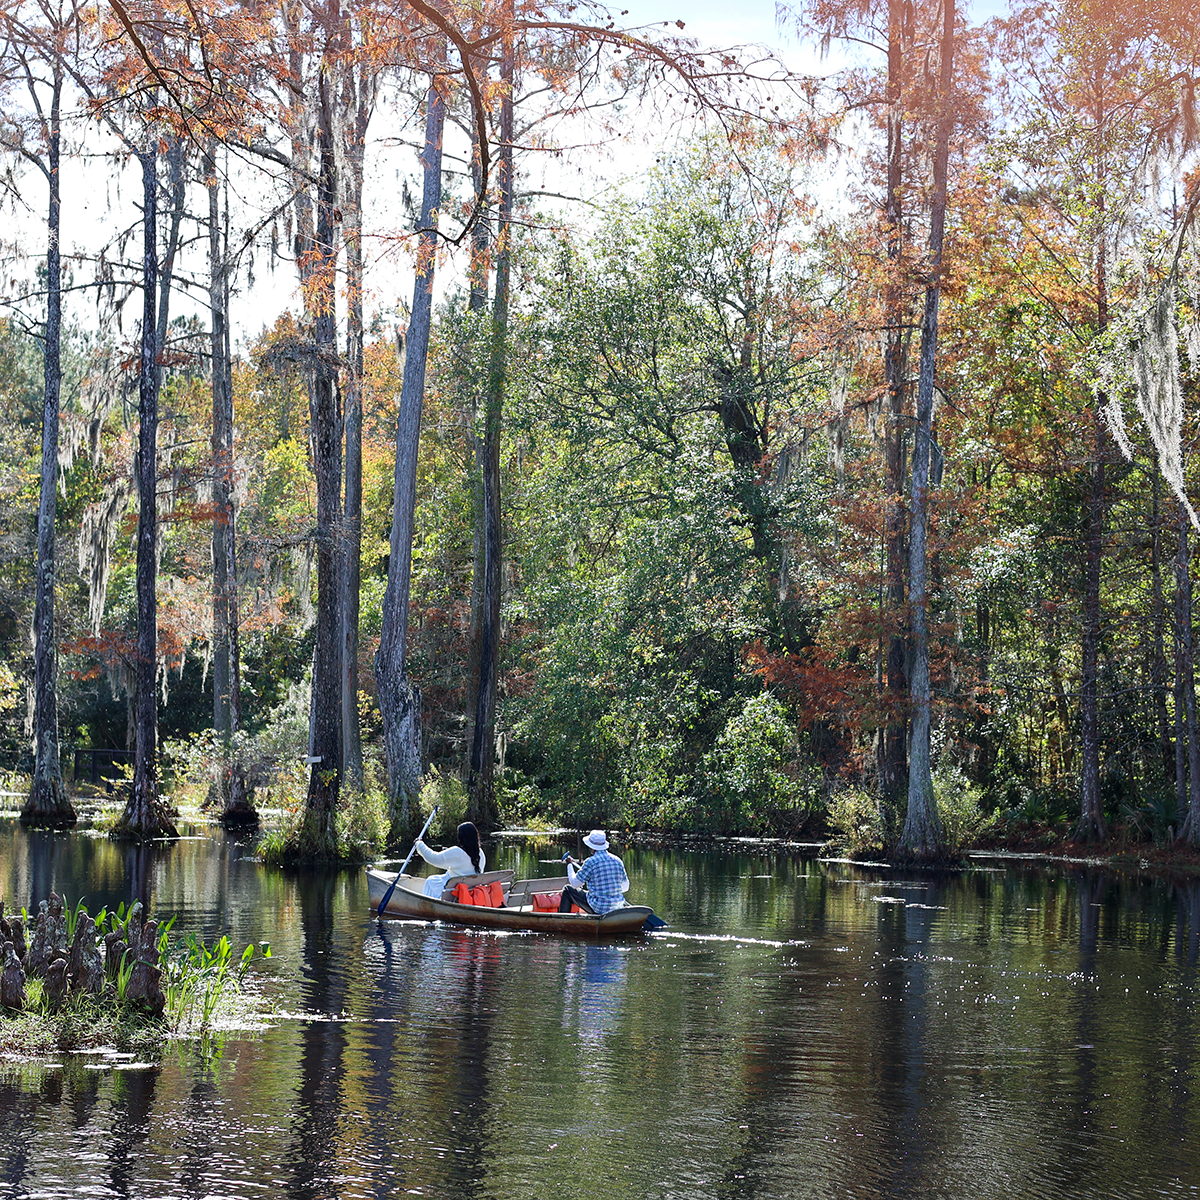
top-left (1175, 879), bottom-right (1200, 966)
top-left (562, 944), bottom-right (628, 1047)
top-left (0, 825), bottom-right (1199, 1198)
top-left (107, 1068), bottom-right (159, 1198)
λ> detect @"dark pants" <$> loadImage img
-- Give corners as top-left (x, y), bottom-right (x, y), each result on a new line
top-left (558, 885), bottom-right (595, 914)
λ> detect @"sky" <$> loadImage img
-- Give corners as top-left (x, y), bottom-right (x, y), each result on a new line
top-left (222, 0), bottom-right (832, 348)
top-left (3, 1), bottom-right (833, 357)
top-left (619, 0), bottom-right (809, 64)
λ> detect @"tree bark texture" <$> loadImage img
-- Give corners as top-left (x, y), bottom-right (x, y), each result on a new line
top-left (24, 69), bottom-right (75, 829)
top-left (376, 68), bottom-right (445, 840)
top-left (209, 153), bottom-right (231, 746)
top-left (899, 0), bottom-right (954, 859)
top-left (156, 138), bottom-right (185, 351)
top-left (464, 108), bottom-right (491, 774)
top-left (115, 142), bottom-right (177, 842)
top-left (340, 56), bottom-right (373, 796)
top-left (880, 0), bottom-right (910, 813)
top-left (1151, 470), bottom-right (1173, 782)
top-left (300, 66), bottom-right (343, 858)
top-left (466, 11), bottom-right (513, 832)
top-left (208, 151), bottom-right (253, 828)
top-left (1177, 507), bottom-right (1200, 844)
top-left (1077, 399), bottom-right (1108, 840)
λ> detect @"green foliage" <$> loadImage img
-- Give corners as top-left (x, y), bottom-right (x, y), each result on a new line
top-left (699, 692), bottom-right (823, 835)
top-left (827, 787), bottom-right (887, 856)
top-left (933, 764), bottom-right (996, 855)
top-left (160, 932), bottom-right (271, 1032)
top-left (1, 898), bottom-right (270, 1049)
top-left (339, 757), bottom-right (391, 858)
top-left (419, 769), bottom-right (468, 839)
top-left (256, 754), bottom-right (389, 867)
top-left (1114, 782), bottom-right (1179, 847)
top-left (828, 765), bottom-right (994, 857)
top-left (505, 426), bottom-right (811, 830)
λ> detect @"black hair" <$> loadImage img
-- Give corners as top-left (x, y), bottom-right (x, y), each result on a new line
top-left (457, 821), bottom-right (483, 874)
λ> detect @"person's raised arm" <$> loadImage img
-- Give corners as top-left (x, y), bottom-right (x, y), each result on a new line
top-left (562, 852), bottom-right (580, 884)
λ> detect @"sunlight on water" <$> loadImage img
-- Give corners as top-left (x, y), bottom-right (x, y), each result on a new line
top-left (0, 825), bottom-right (1198, 1198)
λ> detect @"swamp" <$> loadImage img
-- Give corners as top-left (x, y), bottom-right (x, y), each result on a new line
top-left (5, 0), bottom-right (1200, 1193)
top-left (1, 819), bottom-right (1198, 1199)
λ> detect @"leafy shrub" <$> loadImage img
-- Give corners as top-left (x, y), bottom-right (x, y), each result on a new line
top-left (827, 787), bottom-right (887, 855)
top-left (162, 678), bottom-right (310, 809)
top-left (419, 769), bottom-right (469, 840)
top-left (497, 776), bottom-right (557, 830)
top-left (1114, 784), bottom-right (1179, 846)
top-left (700, 692), bottom-right (822, 834)
top-left (933, 764), bottom-right (995, 854)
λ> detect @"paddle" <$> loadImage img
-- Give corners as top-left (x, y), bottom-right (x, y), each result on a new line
top-left (376, 806), bottom-right (439, 917)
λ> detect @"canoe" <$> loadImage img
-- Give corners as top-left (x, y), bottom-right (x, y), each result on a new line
top-left (365, 867), bottom-right (660, 936)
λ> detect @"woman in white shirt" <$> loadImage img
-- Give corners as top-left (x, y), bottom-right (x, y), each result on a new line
top-left (415, 821), bottom-right (486, 897)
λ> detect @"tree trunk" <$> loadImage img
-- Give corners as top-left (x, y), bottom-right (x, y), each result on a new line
top-left (156, 137), bottom-right (185, 352)
top-left (376, 66), bottom-right (445, 842)
top-left (1078, 403), bottom-right (1108, 840)
top-left (880, 0), bottom-right (910, 816)
top-left (210, 157), bottom-right (230, 757)
top-left (208, 149), bottom-right (253, 829)
top-left (466, 10), bottom-right (513, 833)
top-left (24, 68), bottom-right (75, 829)
top-left (296, 66), bottom-right (343, 860)
top-left (463, 111), bottom-right (491, 775)
top-left (1151, 469), bottom-right (1173, 782)
top-left (113, 141), bottom-right (177, 842)
top-left (1178, 506), bottom-right (1200, 844)
top-left (899, 0), bottom-right (954, 859)
top-left (340, 59), bottom-right (372, 796)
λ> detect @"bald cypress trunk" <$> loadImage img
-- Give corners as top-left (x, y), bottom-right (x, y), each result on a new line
top-left (340, 58), bottom-right (373, 796)
top-left (376, 67), bottom-right (445, 842)
top-left (880, 0), bottom-right (910, 818)
top-left (466, 7), bottom-right (514, 832)
top-left (113, 140), bottom-right (177, 842)
top-left (24, 66), bottom-right (75, 830)
top-left (208, 149), bottom-right (253, 828)
top-left (1177, 507), bottom-right (1200, 845)
top-left (898, 0), bottom-right (953, 859)
top-left (297, 66), bottom-right (343, 859)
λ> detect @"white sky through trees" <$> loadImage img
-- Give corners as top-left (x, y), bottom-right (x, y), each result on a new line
top-left (0, 1), bottom-right (810, 362)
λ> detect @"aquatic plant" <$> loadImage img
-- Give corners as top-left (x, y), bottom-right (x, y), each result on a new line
top-left (160, 932), bottom-right (271, 1031)
top-left (0, 893), bottom-right (272, 1054)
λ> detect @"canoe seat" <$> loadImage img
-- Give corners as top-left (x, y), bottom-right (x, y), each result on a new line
top-left (506, 875), bottom-right (571, 909)
top-left (441, 869), bottom-right (515, 906)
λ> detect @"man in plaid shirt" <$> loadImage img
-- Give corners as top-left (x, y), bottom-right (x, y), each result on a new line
top-left (559, 830), bottom-right (630, 914)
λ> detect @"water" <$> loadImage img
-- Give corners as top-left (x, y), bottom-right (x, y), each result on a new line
top-left (0, 823), bottom-right (1198, 1198)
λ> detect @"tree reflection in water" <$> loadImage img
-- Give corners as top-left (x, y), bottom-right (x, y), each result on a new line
top-left (0, 834), bottom-right (1199, 1198)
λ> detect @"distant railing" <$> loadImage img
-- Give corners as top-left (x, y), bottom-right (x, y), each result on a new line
top-left (72, 749), bottom-right (133, 791)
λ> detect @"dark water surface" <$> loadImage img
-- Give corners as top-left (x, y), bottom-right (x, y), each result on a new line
top-left (0, 822), bottom-right (1198, 1199)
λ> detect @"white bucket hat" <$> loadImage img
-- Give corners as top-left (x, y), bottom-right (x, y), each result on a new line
top-left (583, 829), bottom-right (609, 851)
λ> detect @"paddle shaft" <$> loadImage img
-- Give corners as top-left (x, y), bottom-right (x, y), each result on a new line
top-left (377, 806), bottom-right (439, 916)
